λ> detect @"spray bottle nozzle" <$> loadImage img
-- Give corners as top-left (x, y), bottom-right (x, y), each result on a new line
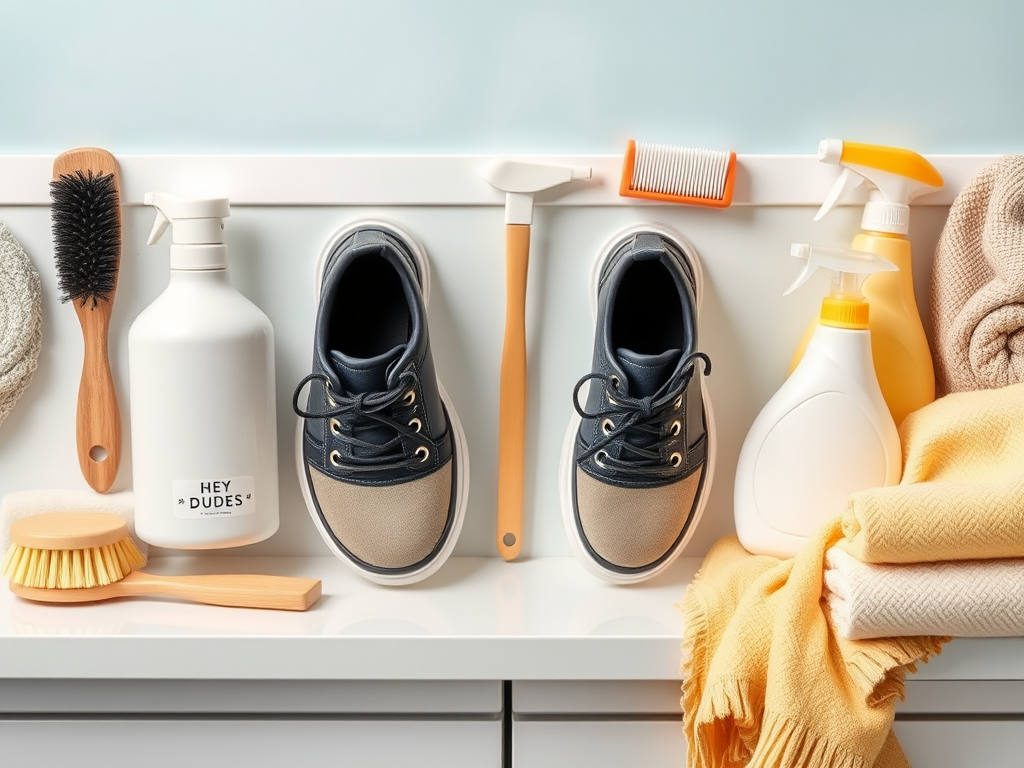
top-left (144, 192), bottom-right (230, 246)
top-left (144, 192), bottom-right (232, 270)
top-left (786, 243), bottom-right (897, 329)
top-left (786, 243), bottom-right (897, 297)
top-left (812, 139), bottom-right (943, 235)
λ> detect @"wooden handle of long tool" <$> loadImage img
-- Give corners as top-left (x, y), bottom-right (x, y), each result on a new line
top-left (11, 571), bottom-right (323, 612)
top-left (497, 224), bottom-right (530, 561)
top-left (123, 572), bottom-right (323, 611)
top-left (74, 299), bottom-right (121, 493)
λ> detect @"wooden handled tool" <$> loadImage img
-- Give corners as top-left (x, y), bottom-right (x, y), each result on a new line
top-left (481, 160), bottom-right (592, 560)
top-left (3, 512), bottom-right (322, 611)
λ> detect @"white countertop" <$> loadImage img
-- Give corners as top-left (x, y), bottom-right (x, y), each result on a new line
top-left (0, 556), bottom-right (699, 681)
top-left (1, 555), bottom-right (1020, 682)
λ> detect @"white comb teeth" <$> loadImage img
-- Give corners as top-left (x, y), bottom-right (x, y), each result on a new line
top-left (631, 142), bottom-right (731, 200)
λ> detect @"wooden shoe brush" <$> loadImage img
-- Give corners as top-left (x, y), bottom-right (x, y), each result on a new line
top-left (50, 148), bottom-right (124, 492)
top-left (3, 512), bottom-right (321, 611)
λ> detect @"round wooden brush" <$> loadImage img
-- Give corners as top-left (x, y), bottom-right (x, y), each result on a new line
top-left (51, 148), bottom-right (124, 493)
top-left (2, 513), bottom-right (321, 611)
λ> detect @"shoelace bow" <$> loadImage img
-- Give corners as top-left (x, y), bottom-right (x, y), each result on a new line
top-left (573, 351), bottom-right (710, 478)
top-left (293, 369), bottom-right (430, 471)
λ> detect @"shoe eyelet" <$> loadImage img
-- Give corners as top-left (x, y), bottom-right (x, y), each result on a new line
top-left (330, 418), bottom-right (342, 436)
top-left (601, 418), bottom-right (615, 435)
top-left (669, 452), bottom-right (683, 468)
top-left (326, 381), bottom-right (337, 408)
top-left (403, 390), bottom-right (416, 406)
top-left (674, 395), bottom-right (683, 409)
top-left (609, 375), bottom-right (620, 389)
top-left (594, 450), bottom-right (610, 468)
top-left (329, 450), bottom-right (342, 467)
top-left (670, 420), bottom-right (681, 436)
top-left (415, 446), bottom-right (430, 462)
top-left (408, 417), bottom-right (422, 433)
top-left (606, 394), bottom-right (618, 406)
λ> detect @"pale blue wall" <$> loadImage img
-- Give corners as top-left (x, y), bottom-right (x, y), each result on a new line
top-left (2, 0), bottom-right (1020, 153)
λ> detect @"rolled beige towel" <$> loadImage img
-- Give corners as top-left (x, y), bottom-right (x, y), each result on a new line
top-left (932, 155), bottom-right (1024, 394)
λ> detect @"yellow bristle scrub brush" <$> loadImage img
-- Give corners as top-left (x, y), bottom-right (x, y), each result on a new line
top-left (3, 512), bottom-right (321, 611)
top-left (51, 148), bottom-right (124, 492)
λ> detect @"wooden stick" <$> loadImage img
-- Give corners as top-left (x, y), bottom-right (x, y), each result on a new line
top-left (496, 223), bottom-right (530, 561)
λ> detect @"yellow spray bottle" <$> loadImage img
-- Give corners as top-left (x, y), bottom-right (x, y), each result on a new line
top-left (791, 139), bottom-right (943, 428)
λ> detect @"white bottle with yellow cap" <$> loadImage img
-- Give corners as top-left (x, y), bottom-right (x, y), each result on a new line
top-left (735, 244), bottom-right (902, 558)
top-left (792, 139), bottom-right (944, 429)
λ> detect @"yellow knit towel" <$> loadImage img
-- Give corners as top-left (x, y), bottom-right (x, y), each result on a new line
top-left (842, 382), bottom-right (1024, 563)
top-left (680, 522), bottom-right (945, 768)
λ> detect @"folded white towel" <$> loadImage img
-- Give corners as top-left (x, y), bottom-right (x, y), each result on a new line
top-left (0, 489), bottom-right (145, 559)
top-left (824, 546), bottom-right (1024, 639)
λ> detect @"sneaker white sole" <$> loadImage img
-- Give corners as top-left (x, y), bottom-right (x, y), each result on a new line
top-left (295, 218), bottom-right (469, 586)
top-left (558, 222), bottom-right (717, 584)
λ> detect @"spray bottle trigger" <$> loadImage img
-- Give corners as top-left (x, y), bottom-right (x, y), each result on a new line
top-left (146, 201), bottom-right (171, 246)
top-left (813, 167), bottom-right (864, 222)
top-left (784, 243), bottom-right (816, 296)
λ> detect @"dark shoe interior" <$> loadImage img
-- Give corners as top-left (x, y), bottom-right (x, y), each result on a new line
top-left (611, 261), bottom-right (687, 354)
top-left (330, 255), bottom-right (411, 359)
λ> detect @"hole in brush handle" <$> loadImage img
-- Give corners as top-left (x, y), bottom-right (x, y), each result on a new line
top-left (89, 445), bottom-right (109, 463)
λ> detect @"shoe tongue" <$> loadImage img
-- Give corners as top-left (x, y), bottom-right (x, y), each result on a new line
top-left (329, 345), bottom-right (405, 394)
top-left (616, 348), bottom-right (682, 398)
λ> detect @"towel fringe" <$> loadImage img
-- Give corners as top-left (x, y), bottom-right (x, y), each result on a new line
top-left (747, 709), bottom-right (870, 768)
top-left (845, 636), bottom-right (948, 707)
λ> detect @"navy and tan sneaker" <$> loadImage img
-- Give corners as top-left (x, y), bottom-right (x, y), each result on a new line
top-left (559, 223), bottom-right (715, 583)
top-left (293, 220), bottom-right (468, 586)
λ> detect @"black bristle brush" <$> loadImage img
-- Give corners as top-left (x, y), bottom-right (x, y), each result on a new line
top-left (50, 148), bottom-right (123, 492)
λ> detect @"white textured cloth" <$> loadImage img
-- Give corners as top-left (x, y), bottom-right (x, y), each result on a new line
top-left (825, 546), bottom-right (1024, 640)
top-left (0, 489), bottom-right (145, 558)
top-left (0, 223), bottom-right (42, 429)
top-left (932, 155), bottom-right (1024, 394)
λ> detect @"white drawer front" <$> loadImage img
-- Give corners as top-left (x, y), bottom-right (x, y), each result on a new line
top-left (895, 721), bottom-right (1024, 767)
top-left (0, 719), bottom-right (501, 768)
top-left (514, 719), bottom-right (685, 768)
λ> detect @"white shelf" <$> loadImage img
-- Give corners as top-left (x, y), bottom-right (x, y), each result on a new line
top-left (0, 153), bottom-right (1000, 206)
top-left (1, 555), bottom-right (1019, 682)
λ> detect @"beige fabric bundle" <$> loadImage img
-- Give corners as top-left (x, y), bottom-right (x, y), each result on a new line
top-left (932, 155), bottom-right (1024, 394)
top-left (825, 547), bottom-right (1024, 639)
top-left (0, 223), bottom-right (43, 429)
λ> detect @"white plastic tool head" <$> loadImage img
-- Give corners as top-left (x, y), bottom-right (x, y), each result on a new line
top-left (144, 192), bottom-right (231, 270)
top-left (480, 159), bottom-right (592, 225)
top-left (813, 139), bottom-right (944, 235)
top-left (785, 243), bottom-right (898, 298)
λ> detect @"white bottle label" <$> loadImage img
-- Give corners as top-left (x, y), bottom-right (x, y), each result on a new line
top-left (173, 476), bottom-right (256, 519)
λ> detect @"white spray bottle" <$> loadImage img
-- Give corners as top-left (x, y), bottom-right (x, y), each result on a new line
top-left (129, 193), bottom-right (279, 549)
top-left (734, 244), bottom-right (902, 558)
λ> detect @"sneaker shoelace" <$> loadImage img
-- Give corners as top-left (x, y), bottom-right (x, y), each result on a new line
top-left (573, 351), bottom-right (711, 479)
top-left (293, 369), bottom-right (432, 472)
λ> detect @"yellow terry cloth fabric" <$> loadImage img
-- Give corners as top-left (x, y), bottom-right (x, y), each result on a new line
top-left (842, 382), bottom-right (1024, 564)
top-left (680, 523), bottom-right (946, 768)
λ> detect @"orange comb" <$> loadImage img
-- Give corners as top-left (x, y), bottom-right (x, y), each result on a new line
top-left (619, 139), bottom-right (736, 208)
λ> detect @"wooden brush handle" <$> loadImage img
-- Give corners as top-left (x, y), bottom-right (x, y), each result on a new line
top-left (497, 223), bottom-right (530, 561)
top-left (74, 299), bottom-right (120, 493)
top-left (11, 571), bottom-right (323, 612)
